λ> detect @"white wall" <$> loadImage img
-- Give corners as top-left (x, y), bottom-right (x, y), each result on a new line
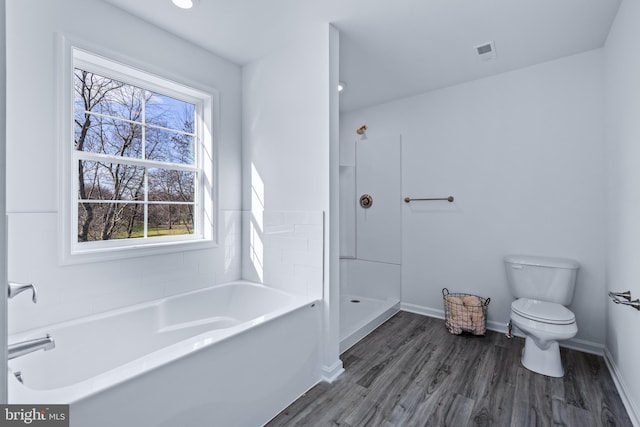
top-left (242, 24), bottom-right (342, 380)
top-left (242, 26), bottom-right (332, 213)
top-left (341, 49), bottom-right (607, 350)
top-left (241, 24), bottom-right (331, 296)
top-left (0, 0), bottom-right (7, 403)
top-left (5, 0), bottom-right (242, 333)
top-left (604, 0), bottom-right (640, 421)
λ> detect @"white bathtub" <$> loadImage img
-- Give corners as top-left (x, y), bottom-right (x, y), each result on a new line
top-left (8, 281), bottom-right (321, 427)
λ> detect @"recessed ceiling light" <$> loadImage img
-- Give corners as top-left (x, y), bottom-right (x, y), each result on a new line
top-left (338, 81), bottom-right (346, 92)
top-left (172, 0), bottom-right (194, 9)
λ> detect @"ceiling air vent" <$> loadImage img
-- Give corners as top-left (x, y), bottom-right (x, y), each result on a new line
top-left (475, 41), bottom-right (497, 61)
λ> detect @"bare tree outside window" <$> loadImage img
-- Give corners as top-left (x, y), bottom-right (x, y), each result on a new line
top-left (74, 69), bottom-right (197, 242)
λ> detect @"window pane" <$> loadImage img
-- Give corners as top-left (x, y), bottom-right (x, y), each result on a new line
top-left (74, 69), bottom-right (144, 122)
top-left (72, 51), bottom-right (210, 249)
top-left (145, 127), bottom-right (194, 164)
top-left (146, 92), bottom-right (195, 133)
top-left (148, 204), bottom-right (194, 237)
top-left (148, 168), bottom-right (195, 202)
top-left (78, 202), bottom-right (144, 241)
top-left (75, 114), bottom-right (143, 158)
top-left (78, 161), bottom-right (145, 201)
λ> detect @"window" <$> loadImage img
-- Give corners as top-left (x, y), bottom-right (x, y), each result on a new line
top-left (64, 47), bottom-right (215, 259)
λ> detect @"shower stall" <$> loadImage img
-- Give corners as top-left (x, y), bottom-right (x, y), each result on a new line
top-left (339, 133), bottom-right (401, 352)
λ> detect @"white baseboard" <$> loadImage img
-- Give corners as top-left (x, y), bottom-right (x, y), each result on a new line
top-left (399, 302), bottom-right (604, 355)
top-left (401, 302), bottom-right (444, 320)
top-left (319, 360), bottom-right (344, 383)
top-left (604, 348), bottom-right (640, 427)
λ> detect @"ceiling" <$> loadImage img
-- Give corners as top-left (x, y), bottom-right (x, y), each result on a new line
top-left (102, 0), bottom-right (621, 112)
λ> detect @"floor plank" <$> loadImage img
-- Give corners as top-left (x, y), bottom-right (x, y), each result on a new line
top-left (266, 312), bottom-right (633, 427)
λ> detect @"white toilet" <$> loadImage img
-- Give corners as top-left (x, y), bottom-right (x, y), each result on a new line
top-left (504, 255), bottom-right (579, 378)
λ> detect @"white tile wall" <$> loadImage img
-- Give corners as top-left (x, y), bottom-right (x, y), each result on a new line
top-left (242, 211), bottom-right (324, 298)
top-left (7, 210), bottom-right (242, 334)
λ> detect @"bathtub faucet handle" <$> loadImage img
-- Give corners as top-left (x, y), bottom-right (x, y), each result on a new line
top-left (8, 282), bottom-right (38, 303)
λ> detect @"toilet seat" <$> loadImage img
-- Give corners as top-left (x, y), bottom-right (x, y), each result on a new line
top-left (511, 298), bottom-right (575, 325)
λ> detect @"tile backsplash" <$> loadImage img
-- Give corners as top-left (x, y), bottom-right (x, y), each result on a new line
top-left (242, 210), bottom-right (324, 299)
top-left (7, 210), bottom-right (242, 334)
top-left (7, 208), bottom-right (322, 334)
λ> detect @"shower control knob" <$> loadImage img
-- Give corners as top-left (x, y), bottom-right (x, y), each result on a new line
top-left (360, 194), bottom-right (373, 208)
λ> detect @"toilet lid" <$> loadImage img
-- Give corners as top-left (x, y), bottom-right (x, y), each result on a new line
top-left (512, 298), bottom-right (575, 325)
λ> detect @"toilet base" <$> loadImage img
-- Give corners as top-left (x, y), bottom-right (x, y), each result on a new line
top-left (521, 336), bottom-right (564, 378)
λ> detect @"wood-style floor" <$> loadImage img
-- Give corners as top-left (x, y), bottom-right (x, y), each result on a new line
top-left (267, 311), bottom-right (632, 427)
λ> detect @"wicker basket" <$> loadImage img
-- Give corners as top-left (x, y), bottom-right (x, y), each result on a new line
top-left (442, 288), bottom-right (490, 335)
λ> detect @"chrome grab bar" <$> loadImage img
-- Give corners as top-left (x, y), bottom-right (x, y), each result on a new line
top-left (404, 196), bottom-right (454, 203)
top-left (608, 290), bottom-right (640, 311)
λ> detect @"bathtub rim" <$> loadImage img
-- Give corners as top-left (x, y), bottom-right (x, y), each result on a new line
top-left (8, 280), bottom-right (319, 404)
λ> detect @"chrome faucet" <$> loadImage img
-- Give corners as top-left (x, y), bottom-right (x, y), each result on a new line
top-left (8, 334), bottom-right (55, 360)
top-left (8, 282), bottom-right (37, 303)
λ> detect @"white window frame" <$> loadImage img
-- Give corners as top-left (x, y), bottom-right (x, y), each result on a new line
top-left (58, 38), bottom-right (217, 264)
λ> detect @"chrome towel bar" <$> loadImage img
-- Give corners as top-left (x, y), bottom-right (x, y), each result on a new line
top-left (609, 290), bottom-right (631, 301)
top-left (404, 196), bottom-right (454, 203)
top-left (608, 290), bottom-right (640, 311)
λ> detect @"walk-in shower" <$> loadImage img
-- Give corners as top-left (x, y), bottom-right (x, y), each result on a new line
top-left (339, 131), bottom-right (401, 352)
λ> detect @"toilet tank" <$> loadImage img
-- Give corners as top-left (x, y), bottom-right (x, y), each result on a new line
top-left (504, 255), bottom-right (579, 305)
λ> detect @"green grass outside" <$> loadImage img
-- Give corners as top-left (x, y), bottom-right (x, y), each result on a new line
top-left (112, 224), bottom-right (193, 239)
